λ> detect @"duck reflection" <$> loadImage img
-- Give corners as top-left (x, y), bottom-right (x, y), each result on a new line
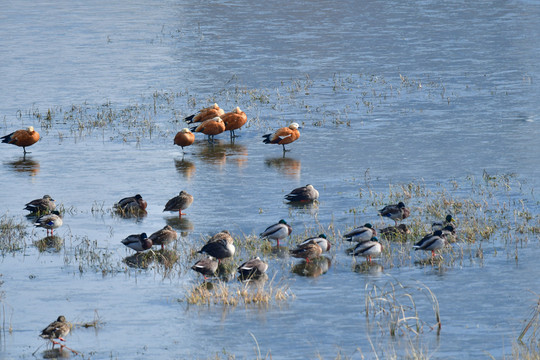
top-left (33, 236), bottom-right (64, 252)
top-left (5, 156), bottom-right (40, 176)
top-left (238, 272), bottom-right (269, 284)
top-left (113, 208), bottom-right (147, 221)
top-left (286, 199), bottom-right (319, 216)
top-left (265, 156), bottom-right (301, 179)
top-left (291, 256), bottom-right (331, 277)
top-left (353, 261), bottom-right (383, 275)
top-left (123, 252), bottom-right (155, 269)
top-left (165, 216), bottom-right (194, 236)
top-left (194, 140), bottom-right (248, 169)
top-left (174, 158), bottom-right (196, 179)
top-left (41, 348), bottom-right (70, 359)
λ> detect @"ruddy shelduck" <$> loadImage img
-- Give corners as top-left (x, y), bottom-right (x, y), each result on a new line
top-left (184, 103), bottom-right (225, 124)
top-left (262, 123), bottom-right (300, 152)
top-left (190, 117), bottom-right (226, 142)
top-left (221, 107), bottom-right (247, 139)
top-left (1, 126), bottom-right (40, 154)
top-left (174, 128), bottom-right (195, 153)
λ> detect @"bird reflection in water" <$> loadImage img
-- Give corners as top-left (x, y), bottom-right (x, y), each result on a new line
top-left (291, 256), bottom-right (331, 278)
top-left (5, 156), bottom-right (40, 176)
top-left (174, 158), bottom-right (195, 179)
top-left (123, 252), bottom-right (155, 270)
top-left (165, 216), bottom-right (194, 237)
top-left (353, 261), bottom-right (383, 275)
top-left (265, 156), bottom-right (301, 180)
top-left (33, 236), bottom-right (64, 253)
top-left (194, 140), bottom-right (248, 169)
top-left (41, 348), bottom-right (71, 359)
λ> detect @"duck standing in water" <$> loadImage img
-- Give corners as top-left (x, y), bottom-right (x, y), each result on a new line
top-left (114, 194), bottom-right (147, 213)
top-left (260, 219), bottom-right (292, 247)
top-left (174, 128), bottom-right (195, 153)
top-left (298, 234), bottom-right (331, 253)
top-left (413, 230), bottom-right (447, 258)
top-left (290, 239), bottom-right (322, 263)
top-left (237, 257), bottom-right (268, 279)
top-left (352, 237), bottom-right (382, 263)
top-left (184, 103), bottom-right (225, 124)
top-left (164, 190), bottom-right (193, 218)
top-left (343, 223), bottom-right (376, 243)
top-left (191, 117), bottom-right (226, 143)
top-left (191, 257), bottom-right (219, 280)
top-left (149, 225), bottom-right (178, 250)
top-left (34, 211), bottom-right (63, 236)
top-left (40, 315), bottom-right (70, 348)
top-left (121, 233), bottom-right (152, 252)
top-left (24, 195), bottom-right (56, 214)
top-left (262, 122), bottom-right (300, 153)
top-left (1, 126), bottom-right (40, 154)
top-left (221, 106), bottom-right (247, 139)
top-left (378, 202), bottom-right (410, 226)
top-left (284, 184), bottom-right (319, 203)
top-left (197, 231), bottom-right (235, 263)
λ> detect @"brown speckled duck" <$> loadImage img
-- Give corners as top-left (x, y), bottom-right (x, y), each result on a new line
top-left (285, 184), bottom-right (319, 203)
top-left (149, 225), bottom-right (178, 250)
top-left (163, 191), bottom-right (193, 218)
top-left (378, 202), bottom-right (410, 225)
top-left (290, 239), bottom-right (322, 263)
top-left (40, 315), bottom-right (70, 348)
top-left (24, 195), bottom-right (56, 214)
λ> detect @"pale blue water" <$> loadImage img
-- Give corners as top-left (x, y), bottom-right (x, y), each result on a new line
top-left (0, 0), bottom-right (539, 359)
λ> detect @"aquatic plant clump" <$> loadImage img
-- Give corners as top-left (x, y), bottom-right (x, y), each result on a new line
top-left (0, 215), bottom-right (28, 255)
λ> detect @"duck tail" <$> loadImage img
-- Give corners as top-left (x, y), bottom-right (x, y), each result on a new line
top-left (1, 133), bottom-right (13, 143)
top-left (184, 114), bottom-right (195, 122)
top-left (262, 134), bottom-right (272, 144)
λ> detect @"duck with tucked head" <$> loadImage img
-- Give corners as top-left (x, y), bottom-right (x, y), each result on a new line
top-left (184, 103), bottom-right (225, 124)
top-left (237, 257), bottom-right (268, 279)
top-left (114, 194), bottom-right (147, 214)
top-left (149, 225), bottom-right (177, 251)
top-left (343, 223), bottom-right (376, 243)
top-left (191, 257), bottom-right (219, 280)
top-left (197, 231), bottom-right (235, 263)
top-left (34, 211), bottom-right (63, 236)
top-left (40, 315), bottom-right (70, 349)
top-left (174, 128), bottom-right (195, 153)
top-left (164, 191), bottom-right (193, 218)
top-left (290, 239), bottom-right (322, 263)
top-left (380, 224), bottom-right (410, 239)
top-left (413, 230), bottom-right (447, 258)
top-left (221, 106), bottom-right (247, 139)
top-left (262, 123), bottom-right (300, 153)
top-left (260, 219), bottom-right (292, 247)
top-left (121, 233), bottom-right (152, 252)
top-left (298, 234), bottom-right (331, 252)
top-left (24, 195), bottom-right (56, 214)
top-left (352, 237), bottom-right (382, 263)
top-left (378, 202), bottom-right (410, 226)
top-left (2, 126), bottom-right (40, 154)
top-left (285, 184), bottom-right (319, 203)
top-left (191, 117), bottom-right (226, 143)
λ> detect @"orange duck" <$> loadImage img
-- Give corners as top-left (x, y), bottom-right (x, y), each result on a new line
top-left (262, 122), bottom-right (300, 153)
top-left (191, 117), bottom-right (226, 142)
top-left (221, 107), bottom-right (247, 139)
top-left (184, 103), bottom-right (225, 124)
top-left (174, 128), bottom-right (195, 153)
top-left (1, 126), bottom-right (40, 154)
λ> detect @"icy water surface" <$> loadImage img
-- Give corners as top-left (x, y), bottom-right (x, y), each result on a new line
top-left (1, 0), bottom-right (540, 359)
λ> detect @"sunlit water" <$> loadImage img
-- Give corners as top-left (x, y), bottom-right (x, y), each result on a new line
top-left (1, 0), bottom-right (540, 359)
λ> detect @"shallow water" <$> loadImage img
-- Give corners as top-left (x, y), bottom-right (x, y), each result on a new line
top-left (1, 0), bottom-right (540, 359)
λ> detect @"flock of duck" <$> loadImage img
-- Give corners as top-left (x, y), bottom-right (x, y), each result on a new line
top-left (4, 103), bottom-right (456, 351)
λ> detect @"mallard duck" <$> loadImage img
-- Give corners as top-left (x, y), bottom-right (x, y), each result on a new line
top-left (198, 232), bottom-right (235, 262)
top-left (262, 122), bottom-right (300, 153)
top-left (378, 202), bottom-right (410, 225)
top-left (114, 194), bottom-right (147, 213)
top-left (441, 224), bottom-right (456, 237)
top-left (34, 211), bottom-right (63, 236)
top-left (380, 224), bottom-right (410, 238)
top-left (1, 126), bottom-right (40, 154)
top-left (40, 315), bottom-right (70, 348)
top-left (290, 239), bottom-right (322, 263)
top-left (24, 195), bottom-right (56, 214)
top-left (221, 107), bottom-right (247, 139)
top-left (432, 214), bottom-right (455, 232)
top-left (260, 219), bottom-right (292, 247)
top-left (184, 103), bottom-right (225, 124)
top-left (190, 117), bottom-right (226, 142)
top-left (191, 257), bottom-right (219, 279)
top-left (121, 233), bottom-right (152, 252)
top-left (285, 184), bottom-right (319, 202)
top-left (352, 237), bottom-right (382, 262)
top-left (237, 256), bottom-right (268, 278)
top-left (343, 223), bottom-right (376, 242)
top-left (298, 234), bottom-right (331, 252)
top-left (149, 225), bottom-right (177, 250)
top-left (174, 128), bottom-right (195, 153)
top-left (163, 191), bottom-right (193, 218)
top-left (413, 230), bottom-right (446, 257)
